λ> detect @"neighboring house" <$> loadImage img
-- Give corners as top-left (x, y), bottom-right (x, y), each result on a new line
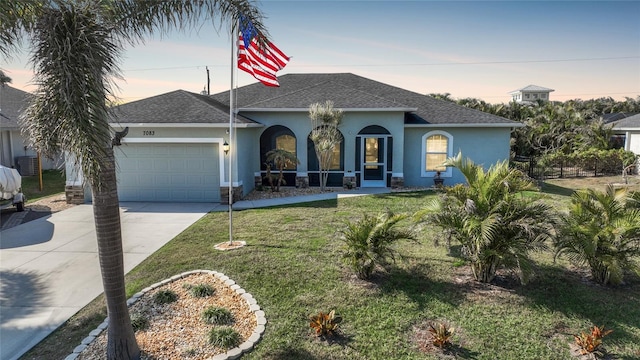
top-left (509, 85), bottom-right (554, 104)
top-left (0, 85), bottom-right (62, 174)
top-left (67, 73), bottom-right (522, 204)
top-left (602, 112), bottom-right (635, 124)
top-left (609, 113), bottom-right (640, 160)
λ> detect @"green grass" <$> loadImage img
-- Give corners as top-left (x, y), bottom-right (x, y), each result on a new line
top-left (21, 169), bottom-right (66, 203)
top-left (20, 186), bottom-right (640, 360)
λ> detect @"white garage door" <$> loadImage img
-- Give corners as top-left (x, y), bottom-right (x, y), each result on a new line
top-left (116, 143), bottom-right (220, 202)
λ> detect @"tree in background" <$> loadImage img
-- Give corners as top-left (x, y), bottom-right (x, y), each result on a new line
top-left (439, 93), bottom-right (640, 158)
top-left (309, 100), bottom-right (343, 191)
top-left (1, 1), bottom-right (267, 358)
top-left (0, 69), bottom-right (11, 85)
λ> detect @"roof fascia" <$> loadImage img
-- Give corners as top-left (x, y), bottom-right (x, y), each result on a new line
top-left (239, 107), bottom-right (418, 113)
top-left (111, 123), bottom-right (264, 128)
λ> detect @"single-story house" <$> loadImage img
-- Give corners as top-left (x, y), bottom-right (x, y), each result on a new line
top-left (609, 113), bottom-right (640, 160)
top-left (66, 73), bottom-right (522, 204)
top-left (0, 85), bottom-right (63, 174)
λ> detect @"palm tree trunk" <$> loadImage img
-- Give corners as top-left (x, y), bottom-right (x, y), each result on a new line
top-left (277, 166), bottom-right (283, 192)
top-left (92, 146), bottom-right (140, 360)
top-left (471, 261), bottom-right (497, 283)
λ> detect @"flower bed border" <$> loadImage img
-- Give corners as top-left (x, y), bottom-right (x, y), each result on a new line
top-left (65, 270), bottom-right (266, 360)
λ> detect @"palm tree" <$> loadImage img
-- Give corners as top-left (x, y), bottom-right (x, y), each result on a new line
top-left (340, 210), bottom-right (416, 280)
top-left (415, 153), bottom-right (556, 284)
top-left (556, 185), bottom-right (640, 285)
top-left (309, 100), bottom-right (343, 191)
top-left (265, 148), bottom-right (299, 192)
top-left (1, 1), bottom-right (266, 359)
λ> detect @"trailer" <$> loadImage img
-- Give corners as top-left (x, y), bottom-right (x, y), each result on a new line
top-left (0, 165), bottom-right (26, 212)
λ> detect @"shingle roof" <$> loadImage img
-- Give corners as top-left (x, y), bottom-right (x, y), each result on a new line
top-left (609, 113), bottom-right (640, 129)
top-left (111, 90), bottom-right (255, 124)
top-left (0, 85), bottom-right (31, 129)
top-left (509, 85), bottom-right (555, 93)
top-left (212, 73), bottom-right (519, 126)
top-left (242, 80), bottom-right (414, 110)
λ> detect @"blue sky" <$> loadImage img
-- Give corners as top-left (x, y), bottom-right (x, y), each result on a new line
top-left (3, 0), bottom-right (639, 104)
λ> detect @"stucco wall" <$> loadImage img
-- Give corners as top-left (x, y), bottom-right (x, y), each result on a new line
top-left (403, 127), bottom-right (512, 187)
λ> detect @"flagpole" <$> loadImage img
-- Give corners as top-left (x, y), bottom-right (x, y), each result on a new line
top-left (228, 20), bottom-right (236, 245)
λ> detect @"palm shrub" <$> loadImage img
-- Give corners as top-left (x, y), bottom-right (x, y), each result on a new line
top-left (415, 153), bottom-right (556, 284)
top-left (555, 185), bottom-right (640, 285)
top-left (265, 148), bottom-right (299, 192)
top-left (340, 210), bottom-right (415, 279)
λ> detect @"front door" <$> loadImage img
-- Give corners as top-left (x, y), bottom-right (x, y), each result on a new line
top-left (360, 136), bottom-right (386, 187)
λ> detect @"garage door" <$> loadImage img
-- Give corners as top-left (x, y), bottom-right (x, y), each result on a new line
top-left (116, 143), bottom-right (220, 202)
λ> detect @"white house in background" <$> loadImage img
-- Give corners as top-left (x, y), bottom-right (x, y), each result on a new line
top-left (0, 85), bottom-right (63, 174)
top-left (609, 113), bottom-right (640, 164)
top-left (509, 85), bottom-right (554, 104)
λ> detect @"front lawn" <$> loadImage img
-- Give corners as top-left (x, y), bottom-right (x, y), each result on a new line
top-left (21, 169), bottom-right (66, 203)
top-left (21, 185), bottom-right (640, 359)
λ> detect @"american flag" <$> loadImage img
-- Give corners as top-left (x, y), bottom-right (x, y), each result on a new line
top-left (238, 15), bottom-right (289, 87)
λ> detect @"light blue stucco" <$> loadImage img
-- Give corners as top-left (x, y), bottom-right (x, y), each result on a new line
top-left (403, 126), bottom-right (513, 187)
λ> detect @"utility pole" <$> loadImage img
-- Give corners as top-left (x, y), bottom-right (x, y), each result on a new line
top-left (206, 66), bottom-right (210, 95)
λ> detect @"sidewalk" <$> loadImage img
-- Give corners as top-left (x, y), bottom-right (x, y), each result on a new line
top-left (0, 188), bottom-right (390, 360)
top-left (223, 187), bottom-right (391, 211)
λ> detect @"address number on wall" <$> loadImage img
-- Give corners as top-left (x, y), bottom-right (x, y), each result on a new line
top-left (143, 131), bottom-right (155, 136)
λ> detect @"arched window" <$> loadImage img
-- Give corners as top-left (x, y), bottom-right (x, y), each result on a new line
top-left (260, 126), bottom-right (297, 171)
top-left (422, 131), bottom-right (453, 177)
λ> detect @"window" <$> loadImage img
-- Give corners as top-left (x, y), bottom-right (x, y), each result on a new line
top-left (422, 131), bottom-right (453, 177)
top-left (276, 134), bottom-right (296, 170)
top-left (260, 126), bottom-right (297, 171)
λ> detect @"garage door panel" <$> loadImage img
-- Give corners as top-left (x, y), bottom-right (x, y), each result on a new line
top-left (116, 143), bottom-right (220, 202)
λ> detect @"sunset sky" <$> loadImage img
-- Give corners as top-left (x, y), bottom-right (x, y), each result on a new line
top-left (3, 0), bottom-right (639, 104)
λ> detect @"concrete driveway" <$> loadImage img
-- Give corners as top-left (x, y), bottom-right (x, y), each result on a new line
top-left (0, 202), bottom-right (215, 360)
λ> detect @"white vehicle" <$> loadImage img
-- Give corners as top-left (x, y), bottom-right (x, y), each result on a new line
top-left (0, 165), bottom-right (25, 212)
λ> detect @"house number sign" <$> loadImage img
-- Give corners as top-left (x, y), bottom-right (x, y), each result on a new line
top-left (143, 130), bottom-right (155, 136)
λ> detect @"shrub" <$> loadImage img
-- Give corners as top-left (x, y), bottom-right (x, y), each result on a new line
top-left (309, 310), bottom-right (342, 338)
top-left (189, 284), bottom-right (215, 298)
top-left (428, 321), bottom-right (454, 348)
top-left (130, 313), bottom-right (149, 332)
top-left (340, 210), bottom-right (415, 279)
top-left (153, 289), bottom-right (178, 304)
top-left (556, 185), bottom-right (640, 285)
top-left (416, 154), bottom-right (556, 284)
top-left (202, 306), bottom-right (234, 325)
top-left (208, 326), bottom-right (241, 349)
top-left (574, 325), bottom-right (613, 356)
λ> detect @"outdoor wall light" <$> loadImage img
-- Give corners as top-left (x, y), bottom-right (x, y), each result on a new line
top-left (223, 141), bottom-right (230, 155)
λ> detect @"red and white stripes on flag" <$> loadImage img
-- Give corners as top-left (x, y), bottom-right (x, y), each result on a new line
top-left (237, 18), bottom-right (289, 87)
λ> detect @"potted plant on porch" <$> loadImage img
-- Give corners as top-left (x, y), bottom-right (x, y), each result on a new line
top-left (433, 171), bottom-right (444, 187)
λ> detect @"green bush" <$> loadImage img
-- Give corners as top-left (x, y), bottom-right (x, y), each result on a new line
top-left (340, 210), bottom-right (415, 280)
top-left (202, 307), bottom-right (234, 325)
top-left (130, 312), bottom-right (149, 332)
top-left (189, 284), bottom-right (215, 298)
top-left (208, 326), bottom-right (241, 349)
top-left (153, 289), bottom-right (178, 304)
